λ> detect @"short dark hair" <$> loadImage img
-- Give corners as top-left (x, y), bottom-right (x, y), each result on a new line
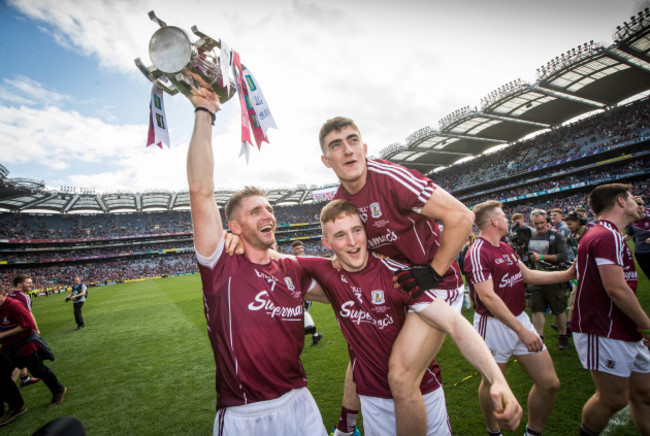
top-left (13, 274), bottom-right (30, 287)
top-left (511, 213), bottom-right (524, 222)
top-left (588, 183), bottom-right (631, 216)
top-left (320, 200), bottom-right (360, 237)
top-left (224, 186), bottom-right (267, 221)
top-left (473, 200), bottom-right (502, 230)
top-left (318, 117), bottom-right (361, 153)
top-left (290, 240), bottom-right (304, 248)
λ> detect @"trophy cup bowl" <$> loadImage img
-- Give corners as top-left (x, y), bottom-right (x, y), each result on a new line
top-left (149, 26), bottom-right (193, 74)
top-left (135, 11), bottom-right (237, 103)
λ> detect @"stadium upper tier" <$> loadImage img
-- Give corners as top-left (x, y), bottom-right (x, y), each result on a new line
top-left (380, 8), bottom-right (650, 174)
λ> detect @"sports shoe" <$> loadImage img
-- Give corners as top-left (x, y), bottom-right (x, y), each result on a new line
top-left (49, 387), bottom-right (67, 407)
top-left (312, 333), bottom-right (323, 346)
top-left (558, 335), bottom-right (570, 350)
top-left (20, 376), bottom-right (40, 387)
top-left (329, 425), bottom-right (361, 436)
top-left (0, 405), bottom-right (27, 426)
top-left (550, 324), bottom-right (559, 332)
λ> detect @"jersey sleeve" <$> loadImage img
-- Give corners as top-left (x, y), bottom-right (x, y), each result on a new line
top-left (195, 238), bottom-right (233, 295)
top-left (464, 244), bottom-right (492, 285)
top-left (370, 159), bottom-right (438, 212)
top-left (593, 229), bottom-right (625, 267)
top-left (287, 257), bottom-right (320, 297)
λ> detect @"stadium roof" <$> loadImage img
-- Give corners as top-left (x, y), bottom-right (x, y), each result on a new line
top-left (380, 8), bottom-right (650, 176)
top-left (1, 8), bottom-right (649, 214)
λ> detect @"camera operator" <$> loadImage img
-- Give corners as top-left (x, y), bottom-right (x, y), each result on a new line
top-left (527, 209), bottom-right (571, 350)
top-left (508, 213), bottom-right (534, 263)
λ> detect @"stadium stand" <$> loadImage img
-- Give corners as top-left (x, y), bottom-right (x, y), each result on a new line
top-left (1, 9), bottom-right (649, 293)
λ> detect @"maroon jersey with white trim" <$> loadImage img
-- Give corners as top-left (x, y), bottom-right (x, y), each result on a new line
top-left (334, 159), bottom-right (462, 290)
top-left (197, 239), bottom-right (315, 408)
top-left (8, 291), bottom-right (31, 312)
top-left (297, 253), bottom-right (441, 399)
top-left (572, 220), bottom-right (640, 341)
top-left (464, 238), bottom-right (526, 317)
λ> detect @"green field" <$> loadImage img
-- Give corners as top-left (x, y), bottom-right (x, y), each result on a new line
top-left (7, 269), bottom-right (650, 435)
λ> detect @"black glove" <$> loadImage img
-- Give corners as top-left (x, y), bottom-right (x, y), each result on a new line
top-left (394, 265), bottom-right (443, 298)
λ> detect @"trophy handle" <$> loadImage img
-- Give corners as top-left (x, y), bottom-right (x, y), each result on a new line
top-left (192, 26), bottom-right (221, 50)
top-left (134, 58), bottom-right (179, 95)
top-left (148, 11), bottom-right (167, 28)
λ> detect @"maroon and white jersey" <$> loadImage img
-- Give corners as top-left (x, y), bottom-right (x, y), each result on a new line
top-left (0, 297), bottom-right (38, 355)
top-left (196, 239), bottom-right (316, 409)
top-left (8, 290), bottom-right (31, 312)
top-left (297, 253), bottom-right (441, 399)
top-left (464, 238), bottom-right (526, 317)
top-left (572, 220), bottom-right (640, 341)
top-left (333, 159), bottom-right (462, 290)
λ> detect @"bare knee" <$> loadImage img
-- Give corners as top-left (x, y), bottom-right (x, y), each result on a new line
top-left (388, 360), bottom-right (420, 401)
top-left (542, 375), bottom-right (561, 396)
top-left (598, 390), bottom-right (629, 413)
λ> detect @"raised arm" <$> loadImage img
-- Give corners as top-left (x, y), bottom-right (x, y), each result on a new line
top-left (187, 81), bottom-right (224, 258)
top-left (420, 188), bottom-right (474, 275)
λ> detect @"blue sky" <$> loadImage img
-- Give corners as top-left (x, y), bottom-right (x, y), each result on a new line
top-left (0, 0), bottom-right (648, 193)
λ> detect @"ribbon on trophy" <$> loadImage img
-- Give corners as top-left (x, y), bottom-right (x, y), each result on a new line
top-left (231, 49), bottom-right (277, 163)
top-left (146, 85), bottom-right (170, 149)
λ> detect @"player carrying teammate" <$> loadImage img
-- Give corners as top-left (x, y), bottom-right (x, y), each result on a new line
top-left (297, 200), bottom-right (521, 435)
top-left (319, 116), bottom-right (473, 435)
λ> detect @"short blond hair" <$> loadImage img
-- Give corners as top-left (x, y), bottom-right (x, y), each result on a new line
top-left (320, 200), bottom-right (360, 237)
top-left (225, 186), bottom-right (267, 221)
top-left (473, 200), bottom-right (502, 230)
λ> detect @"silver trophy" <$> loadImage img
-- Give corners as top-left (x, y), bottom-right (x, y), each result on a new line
top-left (134, 11), bottom-right (237, 102)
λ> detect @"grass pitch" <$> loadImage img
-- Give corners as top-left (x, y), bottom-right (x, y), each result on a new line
top-left (9, 270), bottom-right (650, 435)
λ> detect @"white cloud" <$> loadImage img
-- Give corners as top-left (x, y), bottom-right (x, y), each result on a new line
top-left (0, 75), bottom-right (70, 107)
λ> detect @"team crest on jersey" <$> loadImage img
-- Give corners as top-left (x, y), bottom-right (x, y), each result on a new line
top-left (284, 277), bottom-right (295, 290)
top-left (340, 275), bottom-right (348, 284)
top-left (605, 360), bottom-right (616, 369)
top-left (370, 202), bottom-right (382, 218)
top-left (371, 290), bottom-right (385, 304)
top-left (2, 317), bottom-right (8, 325)
top-left (495, 258), bottom-right (504, 264)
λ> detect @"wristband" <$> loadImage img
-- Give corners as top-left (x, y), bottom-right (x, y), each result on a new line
top-left (540, 254), bottom-right (544, 261)
top-left (641, 329), bottom-right (650, 334)
top-left (195, 107), bottom-right (216, 125)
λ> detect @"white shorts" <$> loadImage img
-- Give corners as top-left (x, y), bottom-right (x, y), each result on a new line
top-left (573, 333), bottom-right (650, 377)
top-left (474, 311), bottom-right (545, 364)
top-left (359, 387), bottom-right (451, 436)
top-left (411, 286), bottom-right (464, 314)
top-left (214, 388), bottom-right (327, 436)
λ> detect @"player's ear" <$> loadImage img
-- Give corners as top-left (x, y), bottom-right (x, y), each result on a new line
top-left (321, 154), bottom-right (332, 169)
top-left (321, 237), bottom-right (332, 251)
top-left (363, 142), bottom-right (368, 155)
top-left (228, 220), bottom-right (242, 235)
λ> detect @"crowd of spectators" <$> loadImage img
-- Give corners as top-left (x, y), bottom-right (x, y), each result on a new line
top-left (0, 254), bottom-right (199, 291)
top-left (461, 156), bottom-right (649, 206)
top-left (434, 97), bottom-right (650, 193)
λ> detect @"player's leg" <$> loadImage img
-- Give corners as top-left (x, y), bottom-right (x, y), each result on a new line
top-left (582, 370), bottom-right (629, 433)
top-left (629, 371), bottom-right (650, 434)
top-left (388, 312), bottom-right (446, 436)
top-left (628, 343), bottom-right (650, 435)
top-left (332, 363), bottom-right (360, 436)
top-left (516, 350), bottom-right (560, 432)
top-left (530, 289), bottom-right (546, 338)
